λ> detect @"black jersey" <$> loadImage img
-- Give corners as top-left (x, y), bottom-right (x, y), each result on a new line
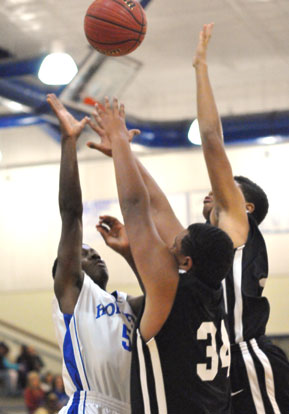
top-left (130, 273), bottom-right (231, 414)
top-left (223, 214), bottom-right (270, 344)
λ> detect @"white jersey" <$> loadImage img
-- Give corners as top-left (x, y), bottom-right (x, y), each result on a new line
top-left (52, 274), bottom-right (135, 413)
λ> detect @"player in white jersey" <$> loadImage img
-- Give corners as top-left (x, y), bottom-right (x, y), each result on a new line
top-left (47, 94), bottom-right (143, 414)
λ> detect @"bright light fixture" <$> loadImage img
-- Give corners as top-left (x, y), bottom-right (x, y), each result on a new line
top-left (38, 53), bottom-right (78, 85)
top-left (188, 119), bottom-right (202, 145)
top-left (256, 136), bottom-right (282, 145)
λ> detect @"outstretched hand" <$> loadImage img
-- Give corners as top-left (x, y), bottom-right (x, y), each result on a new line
top-left (193, 23), bottom-right (214, 68)
top-left (47, 94), bottom-right (89, 140)
top-left (86, 97), bottom-right (140, 156)
top-left (87, 102), bottom-right (140, 156)
top-left (96, 215), bottom-right (131, 257)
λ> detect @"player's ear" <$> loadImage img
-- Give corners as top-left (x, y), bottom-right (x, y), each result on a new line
top-left (179, 256), bottom-right (193, 272)
top-left (245, 202), bottom-right (255, 214)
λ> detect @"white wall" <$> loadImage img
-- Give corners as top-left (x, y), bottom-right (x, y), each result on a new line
top-left (0, 133), bottom-right (289, 339)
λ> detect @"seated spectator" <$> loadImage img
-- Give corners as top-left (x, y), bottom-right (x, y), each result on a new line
top-left (52, 375), bottom-right (68, 409)
top-left (24, 371), bottom-right (45, 414)
top-left (26, 346), bottom-right (44, 373)
top-left (41, 371), bottom-right (54, 393)
top-left (43, 392), bottom-right (59, 414)
top-left (16, 344), bottom-right (45, 391)
top-left (0, 341), bottom-right (20, 396)
top-left (16, 344), bottom-right (30, 389)
top-left (34, 409), bottom-right (48, 414)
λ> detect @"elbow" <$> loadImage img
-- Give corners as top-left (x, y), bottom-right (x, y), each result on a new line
top-left (59, 202), bottom-right (83, 218)
top-left (200, 129), bottom-right (224, 149)
top-left (121, 196), bottom-right (149, 220)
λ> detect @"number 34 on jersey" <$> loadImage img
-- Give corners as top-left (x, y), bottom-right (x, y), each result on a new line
top-left (197, 320), bottom-right (230, 381)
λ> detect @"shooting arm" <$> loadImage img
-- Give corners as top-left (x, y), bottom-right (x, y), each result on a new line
top-left (193, 24), bottom-right (248, 245)
top-left (100, 98), bottom-right (179, 340)
top-left (47, 94), bottom-right (89, 314)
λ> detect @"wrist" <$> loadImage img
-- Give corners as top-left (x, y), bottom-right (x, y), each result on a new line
top-left (110, 130), bottom-right (130, 141)
top-left (61, 133), bottom-right (78, 141)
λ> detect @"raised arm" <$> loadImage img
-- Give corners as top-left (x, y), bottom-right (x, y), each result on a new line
top-left (47, 94), bottom-right (89, 314)
top-left (135, 159), bottom-right (184, 246)
top-left (93, 98), bottom-right (179, 341)
top-left (193, 24), bottom-right (248, 246)
top-left (87, 109), bottom-right (184, 247)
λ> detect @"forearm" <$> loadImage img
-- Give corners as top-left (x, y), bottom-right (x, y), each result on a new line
top-left (111, 134), bottom-right (150, 220)
top-left (135, 157), bottom-right (183, 245)
top-left (195, 62), bottom-right (223, 142)
top-left (136, 158), bottom-right (171, 212)
top-left (59, 137), bottom-right (83, 216)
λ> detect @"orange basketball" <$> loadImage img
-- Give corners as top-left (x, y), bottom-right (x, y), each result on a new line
top-left (84, 0), bottom-right (147, 56)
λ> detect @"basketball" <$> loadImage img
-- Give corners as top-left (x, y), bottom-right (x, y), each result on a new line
top-left (84, 0), bottom-right (147, 57)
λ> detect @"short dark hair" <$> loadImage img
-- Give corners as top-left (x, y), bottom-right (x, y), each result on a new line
top-left (181, 223), bottom-right (234, 288)
top-left (234, 176), bottom-right (269, 224)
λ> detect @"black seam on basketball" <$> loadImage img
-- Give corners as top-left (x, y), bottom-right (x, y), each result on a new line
top-left (125, 39), bottom-right (140, 54)
top-left (86, 14), bottom-right (146, 35)
top-left (110, 0), bottom-right (145, 27)
top-left (86, 36), bottom-right (140, 46)
top-left (136, 3), bottom-right (144, 45)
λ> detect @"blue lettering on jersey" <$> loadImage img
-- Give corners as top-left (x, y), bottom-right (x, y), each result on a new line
top-left (95, 301), bottom-right (122, 319)
top-left (95, 301), bottom-right (135, 352)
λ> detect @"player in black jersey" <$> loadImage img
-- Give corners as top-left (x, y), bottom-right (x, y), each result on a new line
top-left (88, 97), bottom-right (234, 413)
top-left (193, 23), bottom-right (289, 413)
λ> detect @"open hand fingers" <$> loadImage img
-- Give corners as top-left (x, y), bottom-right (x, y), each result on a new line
top-left (99, 215), bottom-right (122, 228)
top-left (87, 118), bottom-right (104, 135)
top-left (86, 141), bottom-right (112, 156)
top-left (46, 93), bottom-right (65, 115)
top-left (128, 129), bottom-right (141, 142)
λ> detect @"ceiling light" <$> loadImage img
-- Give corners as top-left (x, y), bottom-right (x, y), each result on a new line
top-left (256, 136), bottom-right (282, 145)
top-left (0, 97), bottom-right (30, 113)
top-left (188, 119), bottom-right (202, 145)
top-left (38, 53), bottom-right (78, 85)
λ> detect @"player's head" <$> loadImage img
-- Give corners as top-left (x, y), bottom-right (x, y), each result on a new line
top-left (202, 176), bottom-right (269, 225)
top-left (171, 223), bottom-right (234, 287)
top-left (234, 176), bottom-right (269, 224)
top-left (81, 244), bottom-right (109, 289)
top-left (52, 244), bottom-right (109, 290)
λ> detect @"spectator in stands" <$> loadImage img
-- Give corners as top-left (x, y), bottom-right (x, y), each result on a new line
top-left (33, 392), bottom-right (59, 414)
top-left (16, 344), bottom-right (30, 389)
top-left (24, 371), bottom-right (45, 413)
top-left (16, 344), bottom-right (45, 390)
top-left (52, 374), bottom-right (68, 409)
top-left (27, 346), bottom-right (44, 373)
top-left (43, 392), bottom-right (59, 414)
top-left (41, 371), bottom-right (54, 393)
top-left (0, 341), bottom-right (20, 396)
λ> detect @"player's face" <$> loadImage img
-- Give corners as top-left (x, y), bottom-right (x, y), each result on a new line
top-left (81, 244), bottom-right (109, 289)
top-left (202, 190), bottom-right (214, 220)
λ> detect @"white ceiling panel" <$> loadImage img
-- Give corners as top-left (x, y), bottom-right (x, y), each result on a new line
top-left (0, 0), bottom-right (288, 121)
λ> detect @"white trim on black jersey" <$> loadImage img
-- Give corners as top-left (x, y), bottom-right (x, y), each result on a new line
top-left (250, 339), bottom-right (281, 414)
top-left (136, 329), bottom-right (168, 414)
top-left (239, 341), bottom-right (265, 413)
top-left (147, 337), bottom-right (167, 413)
top-left (233, 246), bottom-right (245, 343)
top-left (136, 330), bottom-right (151, 414)
top-left (239, 340), bottom-right (281, 414)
